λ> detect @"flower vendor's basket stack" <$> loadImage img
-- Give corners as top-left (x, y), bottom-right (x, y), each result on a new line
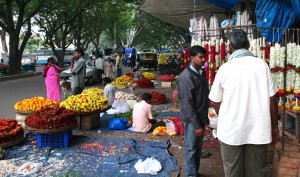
top-left (14, 97), bottom-right (58, 128)
top-left (60, 88), bottom-right (109, 130)
top-left (24, 103), bottom-right (77, 148)
top-left (0, 119), bottom-right (25, 148)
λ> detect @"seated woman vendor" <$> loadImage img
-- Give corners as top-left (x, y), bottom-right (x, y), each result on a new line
top-left (132, 93), bottom-right (165, 133)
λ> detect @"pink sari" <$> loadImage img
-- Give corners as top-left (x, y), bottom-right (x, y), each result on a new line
top-left (45, 65), bottom-right (61, 102)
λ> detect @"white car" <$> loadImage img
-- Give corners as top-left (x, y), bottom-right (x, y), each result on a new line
top-left (60, 62), bottom-right (98, 86)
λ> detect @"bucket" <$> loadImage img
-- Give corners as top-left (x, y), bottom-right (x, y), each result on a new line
top-left (15, 111), bottom-right (33, 129)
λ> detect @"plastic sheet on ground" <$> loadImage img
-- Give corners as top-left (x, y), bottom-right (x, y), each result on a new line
top-left (74, 103), bottom-right (183, 134)
top-left (2, 135), bottom-right (179, 177)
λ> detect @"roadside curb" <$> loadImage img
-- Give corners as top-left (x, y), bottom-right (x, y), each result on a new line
top-left (0, 72), bottom-right (41, 82)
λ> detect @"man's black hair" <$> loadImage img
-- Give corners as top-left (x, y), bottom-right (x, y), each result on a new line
top-left (75, 48), bottom-right (84, 57)
top-left (142, 93), bottom-right (152, 102)
top-left (133, 69), bottom-right (138, 72)
top-left (190, 46), bottom-right (206, 58)
top-left (103, 77), bottom-right (112, 83)
top-left (228, 29), bottom-right (249, 50)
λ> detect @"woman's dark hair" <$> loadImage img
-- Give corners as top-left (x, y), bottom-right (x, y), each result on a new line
top-left (75, 48), bottom-right (84, 57)
top-left (142, 93), bottom-right (152, 102)
top-left (190, 46), bottom-right (206, 57)
top-left (103, 77), bottom-right (112, 83)
top-left (228, 29), bottom-right (249, 50)
top-left (133, 69), bottom-right (138, 72)
top-left (47, 57), bottom-right (54, 63)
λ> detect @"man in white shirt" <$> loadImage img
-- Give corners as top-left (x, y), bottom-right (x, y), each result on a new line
top-left (209, 29), bottom-right (279, 177)
top-left (94, 56), bottom-right (105, 83)
top-left (102, 77), bottom-right (116, 107)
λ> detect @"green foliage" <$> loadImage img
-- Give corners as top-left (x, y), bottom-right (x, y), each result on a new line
top-left (114, 109), bottom-right (158, 119)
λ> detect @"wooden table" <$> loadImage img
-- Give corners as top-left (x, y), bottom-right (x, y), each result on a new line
top-left (285, 111), bottom-right (300, 138)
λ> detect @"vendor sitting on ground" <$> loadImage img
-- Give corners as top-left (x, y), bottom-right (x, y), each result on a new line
top-left (103, 77), bottom-right (116, 107)
top-left (132, 69), bottom-right (142, 81)
top-left (132, 93), bottom-right (165, 133)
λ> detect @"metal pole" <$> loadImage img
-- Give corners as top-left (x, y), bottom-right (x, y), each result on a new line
top-left (282, 28), bottom-right (288, 150)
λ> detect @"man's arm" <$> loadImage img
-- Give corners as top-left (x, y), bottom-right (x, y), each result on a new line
top-left (270, 95), bottom-right (279, 146)
top-left (70, 57), bottom-right (75, 73)
top-left (211, 101), bottom-right (221, 115)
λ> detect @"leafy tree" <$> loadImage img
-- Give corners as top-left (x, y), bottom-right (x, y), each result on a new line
top-left (133, 12), bottom-right (187, 51)
top-left (0, 0), bottom-right (44, 74)
top-left (20, 34), bottom-right (42, 53)
top-left (35, 0), bottom-right (95, 66)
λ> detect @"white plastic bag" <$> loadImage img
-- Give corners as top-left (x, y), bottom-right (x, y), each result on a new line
top-left (134, 157), bottom-right (162, 175)
top-left (112, 98), bottom-right (130, 113)
top-left (16, 162), bottom-right (42, 176)
top-left (106, 108), bottom-right (120, 114)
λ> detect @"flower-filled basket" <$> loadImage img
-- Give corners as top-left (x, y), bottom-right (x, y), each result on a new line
top-left (25, 106), bottom-right (77, 133)
top-left (0, 119), bottom-right (25, 148)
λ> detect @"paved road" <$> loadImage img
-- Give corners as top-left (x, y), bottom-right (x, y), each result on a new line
top-left (0, 75), bottom-right (47, 118)
top-left (0, 66), bottom-right (156, 119)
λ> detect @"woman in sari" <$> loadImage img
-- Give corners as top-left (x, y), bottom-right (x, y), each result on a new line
top-left (42, 57), bottom-right (61, 102)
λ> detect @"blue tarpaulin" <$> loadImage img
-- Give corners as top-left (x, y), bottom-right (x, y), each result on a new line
top-left (256, 0), bottom-right (300, 43)
top-left (3, 135), bottom-right (179, 176)
top-left (204, 0), bottom-right (238, 10)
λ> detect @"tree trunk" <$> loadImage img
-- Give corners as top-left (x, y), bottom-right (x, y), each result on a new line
top-left (8, 32), bottom-right (22, 75)
top-left (1, 30), bottom-right (8, 53)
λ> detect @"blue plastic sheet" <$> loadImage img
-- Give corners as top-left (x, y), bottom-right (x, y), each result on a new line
top-left (3, 135), bottom-right (179, 177)
top-left (256, 0), bottom-right (300, 43)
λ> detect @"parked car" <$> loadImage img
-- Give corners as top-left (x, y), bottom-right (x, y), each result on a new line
top-left (60, 61), bottom-right (98, 86)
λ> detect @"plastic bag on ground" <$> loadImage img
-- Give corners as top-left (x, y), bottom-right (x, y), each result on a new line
top-left (134, 157), bottom-right (162, 175)
top-left (112, 98), bottom-right (130, 113)
top-left (16, 162), bottom-right (42, 176)
top-left (109, 118), bottom-right (128, 130)
top-left (106, 108), bottom-right (120, 114)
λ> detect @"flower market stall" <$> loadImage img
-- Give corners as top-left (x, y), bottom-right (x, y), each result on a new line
top-left (60, 88), bottom-right (109, 130)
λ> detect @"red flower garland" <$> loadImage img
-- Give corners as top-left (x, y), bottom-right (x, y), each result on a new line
top-left (136, 78), bottom-right (154, 88)
top-left (149, 92), bottom-right (167, 104)
top-left (25, 106), bottom-right (77, 129)
top-left (0, 119), bottom-right (24, 144)
top-left (158, 75), bottom-right (175, 81)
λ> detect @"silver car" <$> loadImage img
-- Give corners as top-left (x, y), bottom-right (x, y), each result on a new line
top-left (60, 61), bottom-right (98, 86)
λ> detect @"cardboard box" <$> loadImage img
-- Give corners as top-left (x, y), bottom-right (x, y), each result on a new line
top-left (161, 81), bottom-right (172, 88)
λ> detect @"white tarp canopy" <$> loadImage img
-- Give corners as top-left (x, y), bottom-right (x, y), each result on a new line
top-left (139, 0), bottom-right (227, 29)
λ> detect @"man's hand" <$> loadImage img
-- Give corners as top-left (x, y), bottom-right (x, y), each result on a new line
top-left (195, 128), bottom-right (204, 137)
top-left (271, 127), bottom-right (279, 146)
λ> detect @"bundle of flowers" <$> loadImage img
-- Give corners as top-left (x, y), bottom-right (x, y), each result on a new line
top-left (126, 73), bottom-right (134, 78)
top-left (0, 119), bottom-right (24, 144)
top-left (60, 88), bottom-right (108, 112)
top-left (143, 72), bottom-right (156, 80)
top-left (112, 76), bottom-right (134, 88)
top-left (14, 97), bottom-right (58, 112)
top-left (25, 106), bottom-right (76, 129)
top-left (149, 92), bottom-right (167, 104)
top-left (136, 78), bottom-right (154, 88)
top-left (158, 74), bottom-right (175, 81)
top-left (153, 126), bottom-right (167, 136)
